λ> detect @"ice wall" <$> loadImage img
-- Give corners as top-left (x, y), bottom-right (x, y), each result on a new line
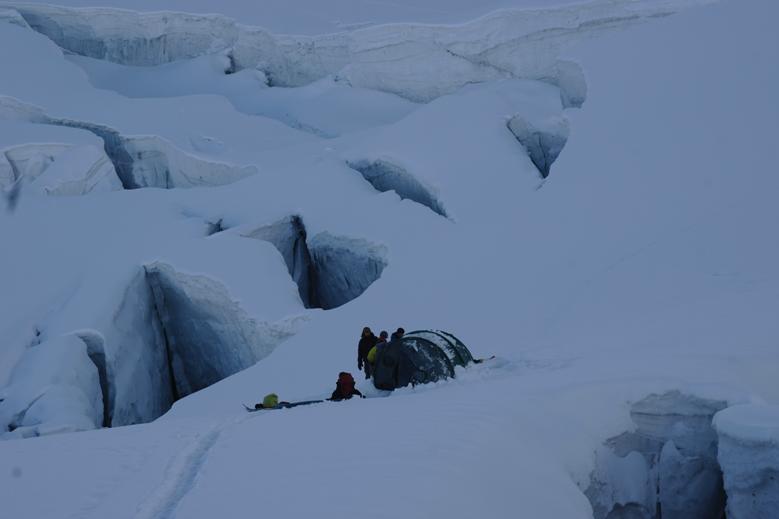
top-left (102, 269), bottom-right (174, 427)
top-left (586, 391), bottom-right (728, 519)
top-left (5, 1), bottom-right (700, 103)
top-left (307, 232), bottom-right (388, 310)
top-left (14, 4), bottom-right (240, 66)
top-left (714, 404), bottom-right (779, 519)
top-left (145, 262), bottom-right (287, 397)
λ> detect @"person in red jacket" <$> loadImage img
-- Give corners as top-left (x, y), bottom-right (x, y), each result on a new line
top-left (329, 372), bottom-right (364, 401)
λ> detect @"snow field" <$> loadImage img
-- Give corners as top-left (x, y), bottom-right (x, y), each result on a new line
top-left (0, 0), bottom-right (778, 517)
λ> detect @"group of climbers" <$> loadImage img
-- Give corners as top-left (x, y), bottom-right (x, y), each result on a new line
top-left (249, 326), bottom-right (492, 411)
top-left (251, 325), bottom-right (407, 411)
top-left (357, 326), bottom-right (404, 380)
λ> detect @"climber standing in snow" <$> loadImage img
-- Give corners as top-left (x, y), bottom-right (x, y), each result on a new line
top-left (357, 327), bottom-right (378, 379)
top-left (390, 327), bottom-right (405, 341)
top-left (329, 372), bottom-right (364, 401)
top-left (367, 330), bottom-right (388, 373)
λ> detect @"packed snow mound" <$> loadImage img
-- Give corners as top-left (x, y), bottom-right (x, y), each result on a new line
top-left (1, 142), bottom-right (122, 195)
top-left (0, 120), bottom-right (122, 197)
top-left (0, 334), bottom-right (103, 439)
top-left (714, 404), bottom-right (779, 519)
top-left (6, 0), bottom-right (707, 102)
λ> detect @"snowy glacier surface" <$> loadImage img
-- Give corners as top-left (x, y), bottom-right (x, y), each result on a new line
top-left (0, 0), bottom-right (778, 518)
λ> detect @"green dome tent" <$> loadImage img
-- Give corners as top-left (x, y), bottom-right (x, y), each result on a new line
top-left (372, 330), bottom-right (475, 390)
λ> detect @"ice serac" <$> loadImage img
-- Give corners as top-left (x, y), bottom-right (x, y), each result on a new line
top-left (347, 159), bottom-right (448, 218)
top-left (586, 391), bottom-right (728, 519)
top-left (103, 269), bottom-right (174, 427)
top-left (714, 404), bottom-right (779, 519)
top-left (307, 232), bottom-right (388, 310)
top-left (144, 262), bottom-right (290, 397)
top-left (0, 335), bottom-right (103, 439)
top-left (13, 4), bottom-right (240, 66)
top-left (507, 115), bottom-right (570, 179)
top-left (243, 215), bottom-right (317, 308)
top-left (7, 1), bottom-right (698, 103)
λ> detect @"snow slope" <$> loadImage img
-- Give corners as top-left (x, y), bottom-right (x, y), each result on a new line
top-left (1, 0), bottom-right (778, 517)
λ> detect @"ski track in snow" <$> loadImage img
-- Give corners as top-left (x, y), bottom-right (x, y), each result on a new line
top-left (132, 417), bottom-right (245, 519)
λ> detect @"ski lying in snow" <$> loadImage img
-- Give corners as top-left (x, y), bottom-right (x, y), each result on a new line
top-left (244, 400), bottom-right (325, 412)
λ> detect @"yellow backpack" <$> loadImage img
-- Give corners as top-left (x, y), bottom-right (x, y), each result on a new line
top-left (367, 345), bottom-right (378, 364)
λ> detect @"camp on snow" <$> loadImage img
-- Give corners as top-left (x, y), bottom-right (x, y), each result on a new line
top-left (248, 330), bottom-right (478, 411)
top-left (372, 330), bottom-right (476, 391)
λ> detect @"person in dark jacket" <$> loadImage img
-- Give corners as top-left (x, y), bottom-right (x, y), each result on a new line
top-left (390, 327), bottom-right (405, 341)
top-left (329, 372), bottom-right (364, 401)
top-left (357, 327), bottom-right (378, 379)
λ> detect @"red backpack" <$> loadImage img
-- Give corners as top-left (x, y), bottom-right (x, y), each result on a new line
top-left (337, 372), bottom-right (355, 393)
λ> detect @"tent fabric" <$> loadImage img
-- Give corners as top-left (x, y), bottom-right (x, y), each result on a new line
top-left (372, 330), bottom-right (474, 390)
top-left (405, 330), bottom-right (474, 367)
